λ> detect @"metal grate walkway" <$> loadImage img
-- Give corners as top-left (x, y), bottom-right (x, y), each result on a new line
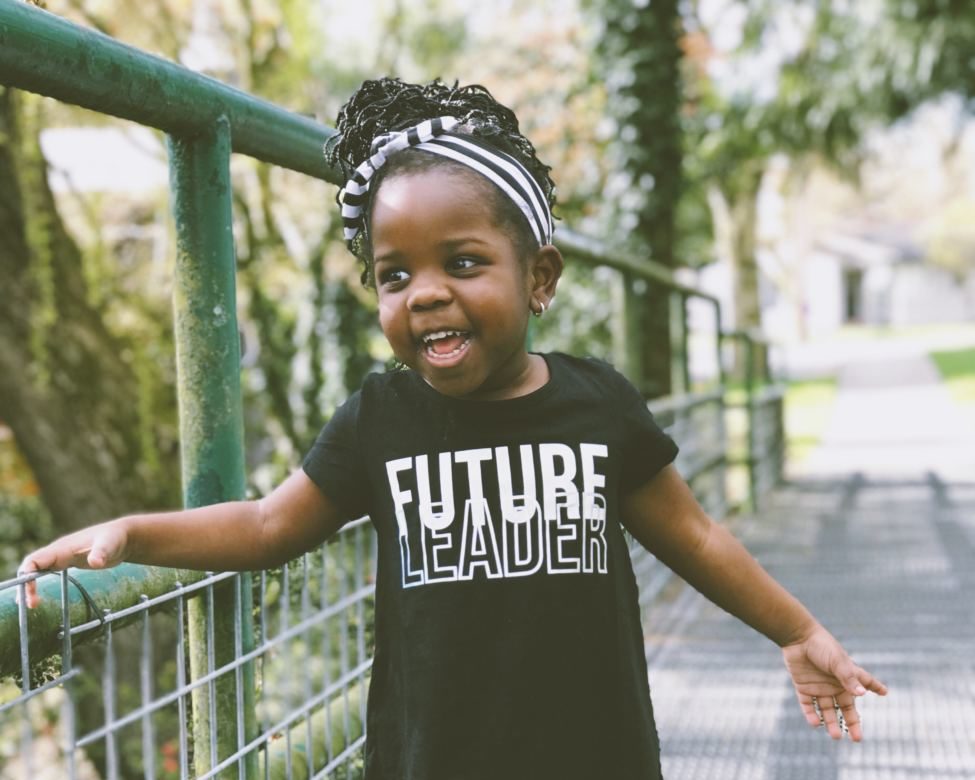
top-left (645, 347), bottom-right (975, 780)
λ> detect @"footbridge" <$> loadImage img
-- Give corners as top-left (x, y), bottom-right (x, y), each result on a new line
top-left (648, 345), bottom-right (975, 779)
top-left (3, 3), bottom-right (972, 779)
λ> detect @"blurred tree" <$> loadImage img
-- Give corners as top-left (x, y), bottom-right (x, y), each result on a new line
top-left (1, 2), bottom-right (379, 776)
top-left (684, 0), bottom-right (975, 369)
top-left (884, 0), bottom-right (975, 107)
top-left (0, 87), bottom-right (181, 532)
top-left (588, 0), bottom-right (684, 397)
top-left (0, 0), bottom-right (387, 530)
top-left (0, 85), bottom-right (185, 778)
top-left (685, 2), bottom-right (871, 366)
top-left (924, 198), bottom-right (975, 281)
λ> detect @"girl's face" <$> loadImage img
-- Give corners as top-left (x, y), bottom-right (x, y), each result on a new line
top-left (370, 168), bottom-right (561, 400)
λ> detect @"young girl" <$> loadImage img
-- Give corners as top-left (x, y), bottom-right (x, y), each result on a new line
top-left (20, 78), bottom-right (886, 779)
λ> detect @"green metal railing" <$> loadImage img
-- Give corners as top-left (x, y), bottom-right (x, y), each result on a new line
top-left (0, 2), bottom-right (785, 777)
top-left (0, 1), bottom-right (338, 774)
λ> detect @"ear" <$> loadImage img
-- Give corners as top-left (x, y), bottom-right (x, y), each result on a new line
top-left (527, 244), bottom-right (564, 309)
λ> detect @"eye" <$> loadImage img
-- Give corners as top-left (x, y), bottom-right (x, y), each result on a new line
top-left (448, 256), bottom-right (480, 273)
top-left (377, 267), bottom-right (410, 287)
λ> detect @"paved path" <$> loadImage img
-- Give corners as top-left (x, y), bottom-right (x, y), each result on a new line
top-left (645, 348), bottom-right (975, 779)
top-left (800, 350), bottom-right (975, 482)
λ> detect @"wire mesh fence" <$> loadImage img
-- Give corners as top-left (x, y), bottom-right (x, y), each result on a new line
top-left (0, 517), bottom-right (375, 780)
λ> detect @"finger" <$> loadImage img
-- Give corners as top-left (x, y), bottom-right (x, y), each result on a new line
top-left (25, 574), bottom-right (39, 610)
top-left (819, 696), bottom-right (843, 740)
top-left (16, 558), bottom-right (40, 609)
top-left (799, 695), bottom-right (823, 728)
top-left (25, 543), bottom-right (90, 574)
top-left (836, 658), bottom-right (888, 699)
top-left (833, 658), bottom-right (871, 697)
top-left (17, 556), bottom-right (60, 610)
top-left (18, 541), bottom-right (93, 608)
top-left (835, 695), bottom-right (863, 743)
top-left (88, 543), bottom-right (111, 569)
top-left (856, 668), bottom-right (888, 697)
top-left (87, 528), bottom-right (125, 568)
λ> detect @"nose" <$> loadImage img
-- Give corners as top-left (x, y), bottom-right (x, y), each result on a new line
top-left (407, 269), bottom-right (452, 311)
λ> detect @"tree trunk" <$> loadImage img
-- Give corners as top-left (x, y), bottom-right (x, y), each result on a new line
top-left (729, 173), bottom-right (763, 334)
top-left (597, 0), bottom-right (683, 398)
top-left (708, 165), bottom-right (766, 381)
top-left (0, 88), bottom-right (179, 532)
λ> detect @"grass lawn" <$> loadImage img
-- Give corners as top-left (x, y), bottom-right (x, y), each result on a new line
top-left (784, 376), bottom-right (838, 465)
top-left (930, 346), bottom-right (975, 407)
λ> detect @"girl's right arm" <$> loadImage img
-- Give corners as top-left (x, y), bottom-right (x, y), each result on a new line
top-left (18, 470), bottom-right (345, 608)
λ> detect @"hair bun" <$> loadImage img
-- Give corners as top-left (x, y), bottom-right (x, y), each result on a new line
top-left (326, 77), bottom-right (551, 202)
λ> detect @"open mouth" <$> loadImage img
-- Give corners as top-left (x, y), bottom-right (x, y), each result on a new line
top-left (421, 329), bottom-right (472, 360)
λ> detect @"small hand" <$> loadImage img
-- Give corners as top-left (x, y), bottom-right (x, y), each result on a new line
top-left (17, 521), bottom-right (128, 609)
top-left (782, 626), bottom-right (887, 742)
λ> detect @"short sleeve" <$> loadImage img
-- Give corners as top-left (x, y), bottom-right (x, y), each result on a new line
top-left (302, 392), bottom-right (370, 519)
top-left (616, 375), bottom-right (679, 493)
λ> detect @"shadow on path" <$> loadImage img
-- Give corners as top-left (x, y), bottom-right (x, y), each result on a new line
top-left (646, 345), bottom-right (975, 779)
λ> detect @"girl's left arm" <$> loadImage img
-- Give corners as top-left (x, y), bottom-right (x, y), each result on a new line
top-left (621, 464), bottom-right (887, 741)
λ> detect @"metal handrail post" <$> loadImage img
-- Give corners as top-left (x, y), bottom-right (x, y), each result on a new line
top-left (744, 335), bottom-right (758, 510)
top-left (713, 301), bottom-right (729, 517)
top-left (611, 270), bottom-right (644, 389)
top-left (168, 117), bottom-right (257, 777)
top-left (669, 290), bottom-right (689, 395)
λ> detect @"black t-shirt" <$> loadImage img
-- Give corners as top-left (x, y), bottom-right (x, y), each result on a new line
top-left (303, 353), bottom-right (678, 780)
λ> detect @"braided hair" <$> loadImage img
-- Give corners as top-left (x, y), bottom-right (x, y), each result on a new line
top-left (326, 78), bottom-right (557, 286)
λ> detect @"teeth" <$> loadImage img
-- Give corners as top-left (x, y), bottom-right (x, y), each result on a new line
top-left (421, 329), bottom-right (471, 358)
top-left (423, 330), bottom-right (462, 344)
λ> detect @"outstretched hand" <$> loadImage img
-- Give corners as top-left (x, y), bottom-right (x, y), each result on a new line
top-left (17, 521), bottom-right (128, 609)
top-left (782, 626), bottom-right (887, 742)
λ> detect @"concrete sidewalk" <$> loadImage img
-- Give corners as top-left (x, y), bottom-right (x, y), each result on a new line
top-left (644, 346), bottom-right (975, 779)
top-left (798, 348), bottom-right (975, 482)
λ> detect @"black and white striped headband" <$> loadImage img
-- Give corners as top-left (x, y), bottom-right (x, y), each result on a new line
top-left (338, 116), bottom-right (554, 249)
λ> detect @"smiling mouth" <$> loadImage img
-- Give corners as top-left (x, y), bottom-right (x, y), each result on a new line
top-left (422, 330), bottom-right (472, 359)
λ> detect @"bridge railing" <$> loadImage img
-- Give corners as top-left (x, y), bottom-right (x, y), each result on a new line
top-left (1, 520), bottom-right (375, 779)
top-left (0, 2), bottom-right (784, 777)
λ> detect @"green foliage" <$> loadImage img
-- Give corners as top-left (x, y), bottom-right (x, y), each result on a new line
top-left (695, 0), bottom-right (975, 181)
top-left (0, 492), bottom-right (53, 574)
top-left (14, 94), bottom-right (57, 389)
top-left (923, 199), bottom-right (975, 281)
top-left (58, 185), bottom-right (183, 499)
top-left (930, 346), bottom-right (975, 405)
top-left (784, 375), bottom-right (838, 464)
top-left (405, 15), bottom-right (468, 75)
top-left (884, 0), bottom-right (975, 105)
top-left (584, 0), bottom-right (685, 396)
top-left (371, 0), bottom-right (469, 77)
top-left (255, 533), bottom-right (375, 777)
top-left (684, 3), bottom-right (870, 206)
top-left (67, 614), bottom-right (185, 779)
top-left (680, 0), bottom-right (975, 339)
top-left (588, 0), bottom-right (684, 266)
top-left (532, 263), bottom-right (616, 362)
top-left (329, 272), bottom-right (384, 400)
